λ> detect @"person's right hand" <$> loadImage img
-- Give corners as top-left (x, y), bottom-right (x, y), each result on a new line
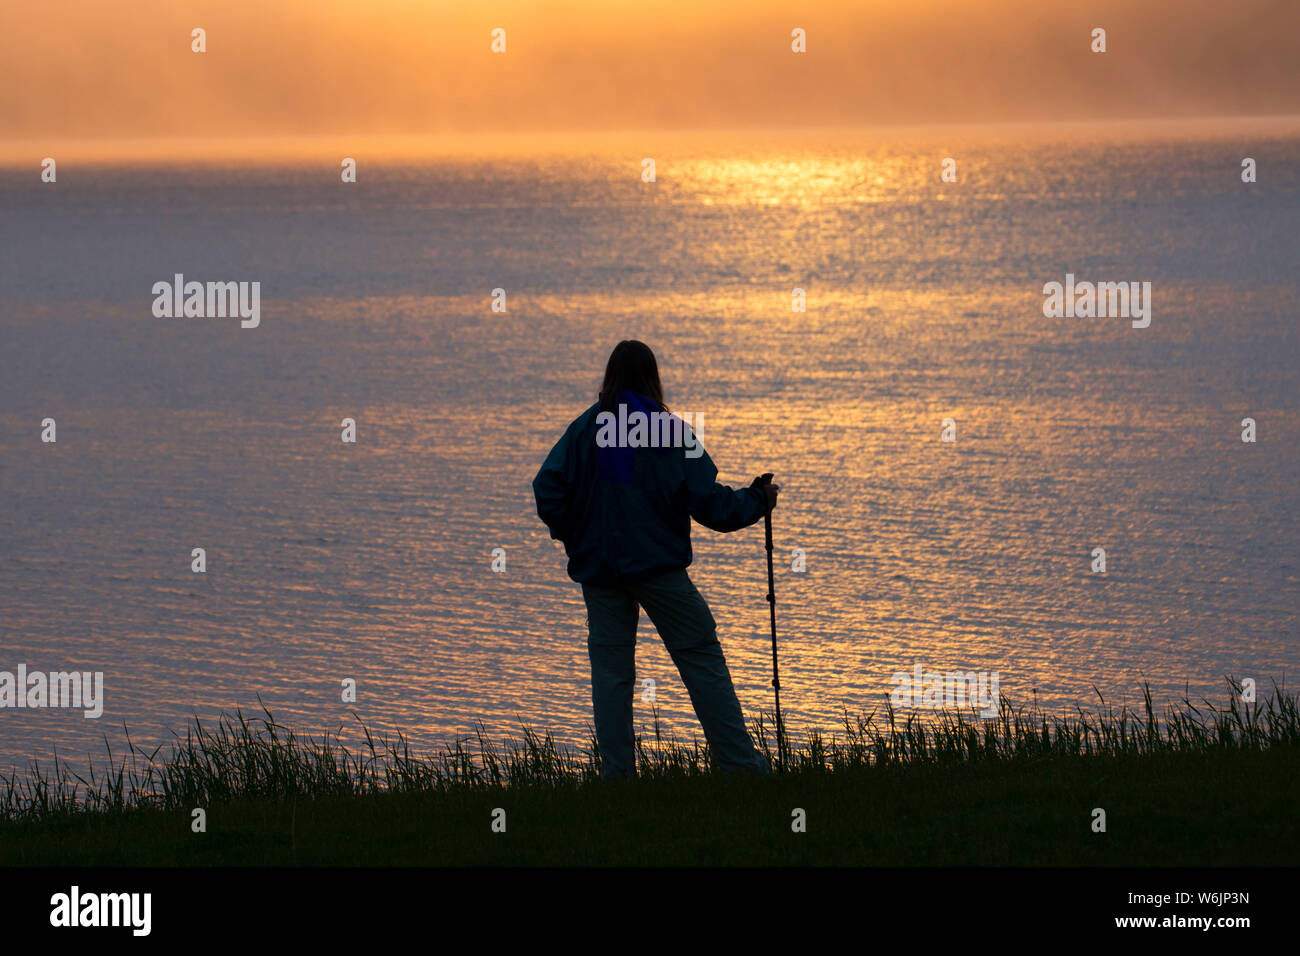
top-left (764, 481), bottom-right (780, 510)
top-left (753, 475), bottom-right (779, 511)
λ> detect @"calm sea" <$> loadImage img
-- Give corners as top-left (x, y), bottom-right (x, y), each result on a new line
top-left (1, 123), bottom-right (1297, 774)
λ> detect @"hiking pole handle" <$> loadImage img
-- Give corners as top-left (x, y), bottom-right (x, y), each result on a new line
top-left (758, 473), bottom-right (775, 550)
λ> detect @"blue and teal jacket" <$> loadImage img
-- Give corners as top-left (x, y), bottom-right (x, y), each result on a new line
top-left (533, 390), bottom-right (767, 585)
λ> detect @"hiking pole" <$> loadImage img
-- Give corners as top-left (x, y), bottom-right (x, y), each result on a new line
top-left (758, 473), bottom-right (787, 773)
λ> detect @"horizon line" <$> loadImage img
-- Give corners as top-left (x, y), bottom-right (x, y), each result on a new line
top-left (4, 113), bottom-right (1299, 164)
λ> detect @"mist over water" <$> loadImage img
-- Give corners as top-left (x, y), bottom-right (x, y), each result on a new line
top-left (2, 125), bottom-right (1297, 775)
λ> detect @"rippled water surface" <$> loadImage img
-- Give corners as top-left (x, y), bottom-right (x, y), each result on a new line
top-left (2, 123), bottom-right (1297, 773)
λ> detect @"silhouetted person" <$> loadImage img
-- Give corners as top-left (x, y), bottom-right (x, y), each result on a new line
top-left (533, 340), bottom-right (779, 778)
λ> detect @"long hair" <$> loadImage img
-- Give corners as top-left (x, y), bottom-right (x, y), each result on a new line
top-left (597, 340), bottom-right (667, 412)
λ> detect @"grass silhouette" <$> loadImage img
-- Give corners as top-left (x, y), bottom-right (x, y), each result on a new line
top-left (1, 678), bottom-right (1294, 865)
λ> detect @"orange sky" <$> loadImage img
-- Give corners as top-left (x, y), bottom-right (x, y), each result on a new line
top-left (2, 0), bottom-right (1296, 145)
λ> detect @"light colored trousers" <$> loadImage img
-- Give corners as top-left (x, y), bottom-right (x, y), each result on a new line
top-left (581, 569), bottom-right (771, 778)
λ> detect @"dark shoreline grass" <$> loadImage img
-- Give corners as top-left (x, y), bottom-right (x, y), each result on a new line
top-left (2, 679), bottom-right (1295, 865)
